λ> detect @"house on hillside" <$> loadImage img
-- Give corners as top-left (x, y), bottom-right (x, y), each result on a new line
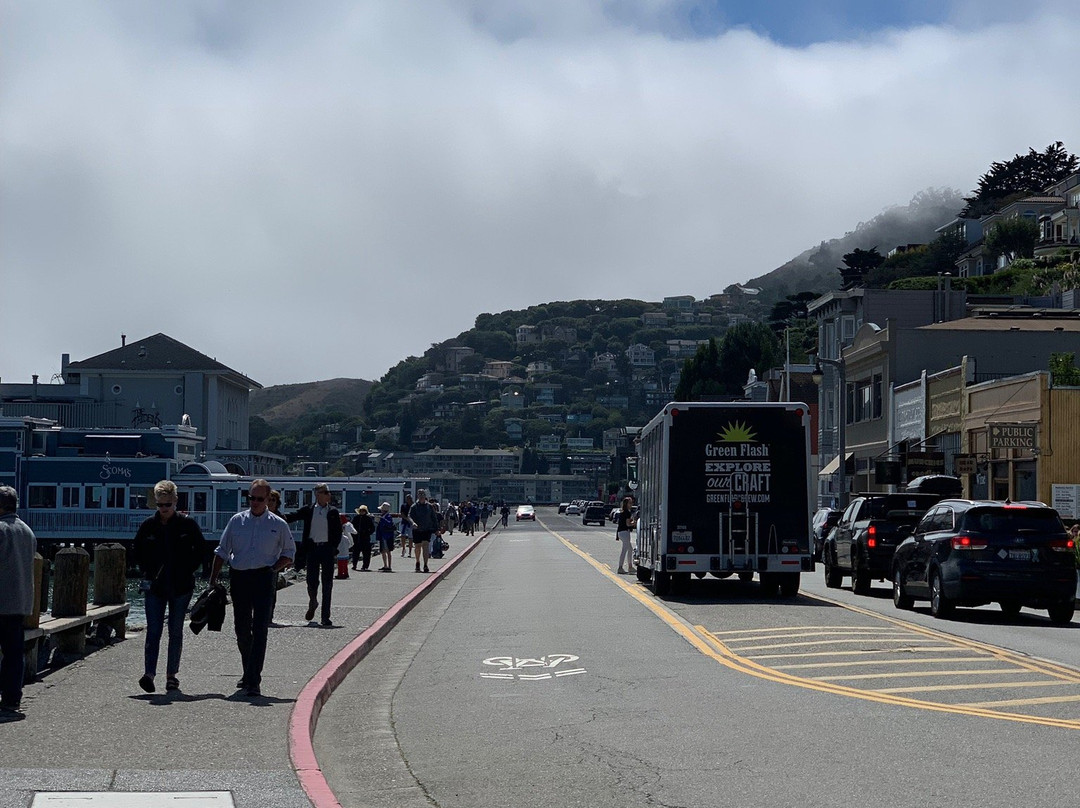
top-left (625, 343), bottom-right (655, 368)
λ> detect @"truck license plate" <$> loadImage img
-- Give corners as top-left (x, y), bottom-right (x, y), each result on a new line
top-left (671, 530), bottom-right (693, 542)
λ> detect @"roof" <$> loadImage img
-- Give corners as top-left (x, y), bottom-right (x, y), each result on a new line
top-left (68, 333), bottom-right (259, 388)
top-left (918, 314), bottom-right (1080, 332)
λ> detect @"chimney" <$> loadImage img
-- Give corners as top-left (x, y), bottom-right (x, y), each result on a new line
top-left (121, 334), bottom-right (127, 347)
top-left (32, 374), bottom-right (38, 400)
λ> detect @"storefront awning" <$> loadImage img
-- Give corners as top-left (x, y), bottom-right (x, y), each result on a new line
top-left (819, 452), bottom-right (853, 476)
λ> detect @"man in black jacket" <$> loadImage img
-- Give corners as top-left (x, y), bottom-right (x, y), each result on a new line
top-left (133, 480), bottom-right (206, 694)
top-left (285, 483), bottom-right (343, 626)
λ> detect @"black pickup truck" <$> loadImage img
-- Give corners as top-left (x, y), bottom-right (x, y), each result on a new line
top-left (823, 493), bottom-right (944, 594)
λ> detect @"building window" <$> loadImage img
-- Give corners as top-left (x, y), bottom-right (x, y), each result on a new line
top-left (111, 384), bottom-right (123, 395)
top-left (29, 485), bottom-right (57, 508)
top-left (85, 486), bottom-right (103, 509)
top-left (872, 374), bottom-right (883, 419)
top-left (62, 486), bottom-right (80, 508)
top-left (106, 486), bottom-right (126, 508)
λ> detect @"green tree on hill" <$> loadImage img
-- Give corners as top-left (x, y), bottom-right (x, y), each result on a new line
top-left (961, 142), bottom-right (1078, 218)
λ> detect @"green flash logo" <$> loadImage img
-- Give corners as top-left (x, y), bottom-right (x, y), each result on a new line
top-left (717, 421), bottom-right (756, 443)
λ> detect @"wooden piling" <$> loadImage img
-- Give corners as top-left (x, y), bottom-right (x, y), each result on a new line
top-left (92, 543), bottom-right (127, 640)
top-left (52, 546), bottom-right (89, 655)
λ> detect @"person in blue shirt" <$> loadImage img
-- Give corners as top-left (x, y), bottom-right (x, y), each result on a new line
top-left (375, 502), bottom-right (397, 572)
top-left (209, 479), bottom-right (294, 698)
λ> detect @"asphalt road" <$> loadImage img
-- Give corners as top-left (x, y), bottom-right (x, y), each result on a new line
top-left (316, 508), bottom-right (1080, 808)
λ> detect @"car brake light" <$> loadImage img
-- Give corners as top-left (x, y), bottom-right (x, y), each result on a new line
top-left (951, 532), bottom-right (988, 550)
top-left (867, 525), bottom-right (876, 548)
top-left (1049, 538), bottom-right (1076, 553)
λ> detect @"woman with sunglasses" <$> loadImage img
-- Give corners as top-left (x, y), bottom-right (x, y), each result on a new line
top-left (132, 479), bottom-right (207, 694)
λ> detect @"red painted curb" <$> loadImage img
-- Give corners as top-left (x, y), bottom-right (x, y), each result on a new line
top-left (288, 528), bottom-right (492, 807)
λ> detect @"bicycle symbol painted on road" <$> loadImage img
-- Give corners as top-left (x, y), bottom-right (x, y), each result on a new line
top-left (480, 653), bottom-right (587, 681)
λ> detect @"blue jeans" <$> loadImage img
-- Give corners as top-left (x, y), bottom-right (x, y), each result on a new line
top-left (143, 590), bottom-right (193, 679)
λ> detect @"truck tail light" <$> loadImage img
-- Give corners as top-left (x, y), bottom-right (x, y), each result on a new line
top-left (951, 533), bottom-right (988, 550)
top-left (1049, 538), bottom-right (1076, 553)
top-left (867, 525), bottom-right (876, 548)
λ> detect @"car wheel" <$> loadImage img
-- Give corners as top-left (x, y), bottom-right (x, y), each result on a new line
top-left (892, 569), bottom-right (913, 610)
top-left (824, 551), bottom-right (842, 589)
top-left (998, 600), bottom-right (1022, 618)
top-left (852, 548), bottom-right (871, 595)
top-left (929, 570), bottom-right (954, 618)
top-left (1048, 601), bottom-right (1075, 625)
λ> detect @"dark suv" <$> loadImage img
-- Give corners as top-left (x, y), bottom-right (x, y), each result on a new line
top-left (811, 508), bottom-right (842, 562)
top-left (823, 493), bottom-right (944, 594)
top-left (582, 502), bottom-right (608, 526)
top-left (891, 500), bottom-right (1077, 623)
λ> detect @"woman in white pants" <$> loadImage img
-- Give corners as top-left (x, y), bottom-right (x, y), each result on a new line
top-left (615, 497), bottom-right (637, 574)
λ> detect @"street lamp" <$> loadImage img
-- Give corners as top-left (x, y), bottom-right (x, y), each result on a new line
top-left (812, 355), bottom-right (848, 509)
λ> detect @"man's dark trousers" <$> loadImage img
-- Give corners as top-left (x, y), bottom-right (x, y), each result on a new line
top-left (306, 542), bottom-right (335, 622)
top-left (0, 614), bottom-right (25, 707)
top-left (230, 568), bottom-right (275, 689)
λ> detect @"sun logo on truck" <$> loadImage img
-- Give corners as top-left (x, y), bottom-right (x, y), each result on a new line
top-left (716, 421), bottom-right (757, 443)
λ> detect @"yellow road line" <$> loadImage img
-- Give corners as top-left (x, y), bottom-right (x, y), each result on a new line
top-left (960, 694), bottom-right (1080, 709)
top-left (872, 680), bottom-right (1072, 695)
top-left (546, 524), bottom-right (1080, 731)
top-left (730, 637), bottom-right (941, 652)
top-left (710, 626), bottom-right (904, 636)
top-left (746, 646), bottom-right (959, 660)
top-left (815, 668), bottom-right (1035, 682)
top-left (774, 656), bottom-right (994, 670)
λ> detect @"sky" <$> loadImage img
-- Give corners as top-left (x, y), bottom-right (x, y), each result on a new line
top-left (3, 0), bottom-right (1078, 388)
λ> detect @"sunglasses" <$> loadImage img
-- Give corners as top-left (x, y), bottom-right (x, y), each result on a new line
top-left (249, 496), bottom-right (267, 502)
top-left (156, 501), bottom-right (176, 508)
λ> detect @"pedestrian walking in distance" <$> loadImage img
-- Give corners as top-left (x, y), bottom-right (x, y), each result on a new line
top-left (133, 479), bottom-right (206, 694)
top-left (615, 497), bottom-right (638, 574)
top-left (209, 479), bottom-right (294, 698)
top-left (375, 502), bottom-right (396, 572)
top-left (0, 485), bottom-right (36, 716)
top-left (351, 505), bottom-right (375, 571)
top-left (285, 482), bottom-right (343, 627)
top-left (407, 489), bottom-right (441, 573)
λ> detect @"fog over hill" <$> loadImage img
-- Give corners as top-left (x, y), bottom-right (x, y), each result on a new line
top-left (743, 187), bottom-right (965, 304)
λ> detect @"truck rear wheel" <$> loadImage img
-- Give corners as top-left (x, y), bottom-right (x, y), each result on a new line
top-left (651, 570), bottom-right (671, 596)
top-left (758, 573), bottom-right (779, 597)
top-left (778, 572), bottom-right (800, 598)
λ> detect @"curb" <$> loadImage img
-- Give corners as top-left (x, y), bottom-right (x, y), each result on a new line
top-left (288, 528), bottom-right (492, 808)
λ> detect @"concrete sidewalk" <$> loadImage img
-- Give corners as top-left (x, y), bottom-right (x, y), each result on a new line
top-left (0, 529), bottom-right (491, 808)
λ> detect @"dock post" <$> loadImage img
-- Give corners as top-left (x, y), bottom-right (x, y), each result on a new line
top-left (93, 543), bottom-right (128, 641)
top-left (52, 546), bottom-right (90, 656)
top-left (21, 554), bottom-right (44, 683)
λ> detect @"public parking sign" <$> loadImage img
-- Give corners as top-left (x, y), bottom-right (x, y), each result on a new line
top-left (989, 423), bottom-right (1037, 451)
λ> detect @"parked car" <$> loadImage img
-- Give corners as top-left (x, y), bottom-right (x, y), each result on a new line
top-left (515, 505), bottom-right (536, 521)
top-left (891, 500), bottom-right (1077, 623)
top-left (565, 503), bottom-right (581, 515)
top-left (582, 502), bottom-right (608, 526)
top-left (823, 492), bottom-right (946, 594)
top-left (558, 503), bottom-right (569, 514)
top-left (811, 508), bottom-right (842, 562)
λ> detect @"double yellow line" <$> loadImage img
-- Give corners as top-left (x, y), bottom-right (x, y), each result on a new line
top-left (548, 522), bottom-right (1080, 731)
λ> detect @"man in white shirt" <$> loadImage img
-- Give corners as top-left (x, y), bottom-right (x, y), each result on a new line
top-left (209, 479), bottom-right (294, 698)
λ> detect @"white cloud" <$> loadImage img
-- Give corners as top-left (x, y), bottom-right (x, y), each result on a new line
top-left (2, 1), bottom-right (1078, 387)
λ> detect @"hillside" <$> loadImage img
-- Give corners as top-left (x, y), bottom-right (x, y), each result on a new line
top-left (250, 378), bottom-right (372, 425)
